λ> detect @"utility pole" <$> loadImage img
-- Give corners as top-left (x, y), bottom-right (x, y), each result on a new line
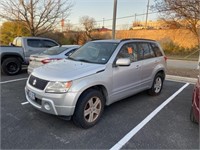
top-left (112, 0), bottom-right (117, 39)
top-left (61, 13), bottom-right (64, 32)
top-left (145, 0), bottom-right (150, 29)
top-left (102, 18), bottom-right (105, 28)
top-left (134, 13), bottom-right (137, 23)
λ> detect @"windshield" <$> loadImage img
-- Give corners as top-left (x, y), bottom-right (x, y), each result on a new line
top-left (68, 42), bottom-right (118, 64)
top-left (41, 46), bottom-right (69, 55)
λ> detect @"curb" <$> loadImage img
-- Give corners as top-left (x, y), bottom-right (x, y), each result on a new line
top-left (166, 75), bottom-right (197, 84)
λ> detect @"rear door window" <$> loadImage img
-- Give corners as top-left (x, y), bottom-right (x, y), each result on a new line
top-left (43, 40), bottom-right (58, 48)
top-left (138, 42), bottom-right (156, 60)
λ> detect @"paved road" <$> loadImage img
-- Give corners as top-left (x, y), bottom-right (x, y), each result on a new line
top-left (1, 72), bottom-right (199, 149)
top-left (168, 59), bottom-right (198, 69)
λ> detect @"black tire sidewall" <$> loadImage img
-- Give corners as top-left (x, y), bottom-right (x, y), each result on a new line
top-left (2, 58), bottom-right (21, 75)
top-left (73, 89), bottom-right (105, 129)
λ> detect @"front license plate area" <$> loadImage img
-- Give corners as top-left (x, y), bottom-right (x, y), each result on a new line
top-left (28, 90), bottom-right (35, 100)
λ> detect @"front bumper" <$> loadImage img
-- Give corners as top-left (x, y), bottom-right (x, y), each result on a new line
top-left (25, 84), bottom-right (79, 116)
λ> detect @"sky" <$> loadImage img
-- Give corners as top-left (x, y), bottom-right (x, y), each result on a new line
top-left (0, 0), bottom-right (159, 30)
top-left (68, 0), bottom-right (159, 29)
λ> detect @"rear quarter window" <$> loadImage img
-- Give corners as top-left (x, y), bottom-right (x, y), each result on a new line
top-left (150, 43), bottom-right (163, 57)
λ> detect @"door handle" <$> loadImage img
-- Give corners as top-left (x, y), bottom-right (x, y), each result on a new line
top-left (154, 60), bottom-right (159, 63)
top-left (136, 65), bottom-right (140, 69)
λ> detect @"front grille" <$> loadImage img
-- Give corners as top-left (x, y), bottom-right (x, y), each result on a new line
top-left (29, 75), bottom-right (48, 90)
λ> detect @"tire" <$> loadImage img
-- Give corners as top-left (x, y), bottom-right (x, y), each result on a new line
top-left (190, 107), bottom-right (197, 123)
top-left (72, 89), bottom-right (105, 129)
top-left (1, 57), bottom-right (21, 75)
top-left (148, 73), bottom-right (164, 96)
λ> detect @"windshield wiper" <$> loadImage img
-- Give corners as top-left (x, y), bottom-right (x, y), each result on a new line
top-left (77, 59), bottom-right (93, 63)
top-left (68, 57), bottom-right (93, 63)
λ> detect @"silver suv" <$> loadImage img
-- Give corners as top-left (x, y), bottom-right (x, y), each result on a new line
top-left (25, 39), bottom-right (167, 128)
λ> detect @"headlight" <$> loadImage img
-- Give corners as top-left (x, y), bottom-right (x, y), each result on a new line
top-left (45, 81), bottom-right (72, 93)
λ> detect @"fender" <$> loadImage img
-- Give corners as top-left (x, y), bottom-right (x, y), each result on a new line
top-left (1, 52), bottom-right (26, 64)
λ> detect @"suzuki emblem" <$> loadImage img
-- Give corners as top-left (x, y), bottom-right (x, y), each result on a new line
top-left (33, 79), bottom-right (37, 85)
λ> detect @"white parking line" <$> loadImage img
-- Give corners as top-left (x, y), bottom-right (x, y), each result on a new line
top-left (21, 101), bottom-right (29, 105)
top-left (110, 83), bottom-right (190, 150)
top-left (0, 78), bottom-right (28, 84)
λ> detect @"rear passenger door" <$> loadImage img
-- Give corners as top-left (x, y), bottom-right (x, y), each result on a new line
top-left (137, 42), bottom-right (157, 87)
top-left (25, 39), bottom-right (45, 58)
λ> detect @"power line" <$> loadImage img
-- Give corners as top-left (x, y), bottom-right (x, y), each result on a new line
top-left (69, 11), bottom-right (159, 26)
top-left (68, 10), bottom-right (162, 29)
top-left (95, 11), bottom-right (158, 23)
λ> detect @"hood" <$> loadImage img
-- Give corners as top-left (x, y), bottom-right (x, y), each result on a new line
top-left (32, 59), bottom-right (106, 81)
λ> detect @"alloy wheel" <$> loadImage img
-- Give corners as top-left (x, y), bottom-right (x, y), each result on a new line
top-left (154, 77), bottom-right (162, 93)
top-left (84, 96), bottom-right (102, 123)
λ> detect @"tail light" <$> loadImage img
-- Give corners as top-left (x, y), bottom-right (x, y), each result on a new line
top-left (41, 58), bottom-right (62, 64)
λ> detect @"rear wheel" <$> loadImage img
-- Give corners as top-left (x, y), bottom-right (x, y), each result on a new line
top-left (72, 89), bottom-right (105, 129)
top-left (148, 73), bottom-right (164, 96)
top-left (1, 57), bottom-right (21, 75)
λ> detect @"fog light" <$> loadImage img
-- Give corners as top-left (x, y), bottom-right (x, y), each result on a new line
top-left (44, 102), bottom-right (51, 111)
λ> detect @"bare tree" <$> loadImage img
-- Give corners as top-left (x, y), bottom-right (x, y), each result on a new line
top-left (79, 16), bottom-right (96, 40)
top-left (69, 27), bottom-right (84, 44)
top-left (152, 0), bottom-right (200, 44)
top-left (0, 0), bottom-right (73, 36)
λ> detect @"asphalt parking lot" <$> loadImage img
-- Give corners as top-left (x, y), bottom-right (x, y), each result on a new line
top-left (1, 71), bottom-right (199, 149)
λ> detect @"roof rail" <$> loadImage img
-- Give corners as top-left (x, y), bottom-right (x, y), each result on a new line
top-left (120, 38), bottom-right (156, 42)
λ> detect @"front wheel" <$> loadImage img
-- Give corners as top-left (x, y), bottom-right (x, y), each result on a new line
top-left (148, 73), bottom-right (164, 96)
top-left (72, 89), bottom-right (105, 129)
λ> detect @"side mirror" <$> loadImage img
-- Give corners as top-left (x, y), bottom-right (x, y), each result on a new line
top-left (116, 58), bottom-right (131, 66)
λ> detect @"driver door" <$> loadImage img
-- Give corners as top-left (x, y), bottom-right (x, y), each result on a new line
top-left (111, 42), bottom-right (142, 103)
